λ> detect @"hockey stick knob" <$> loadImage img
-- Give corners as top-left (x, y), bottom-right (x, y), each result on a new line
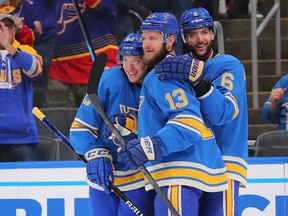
top-left (32, 107), bottom-right (46, 121)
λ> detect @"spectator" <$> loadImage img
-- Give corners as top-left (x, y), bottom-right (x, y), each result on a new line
top-left (30, 0), bottom-right (57, 108)
top-left (262, 75), bottom-right (288, 130)
top-left (70, 33), bottom-right (153, 216)
top-left (0, 0), bottom-right (38, 47)
top-left (47, 0), bottom-right (118, 108)
top-left (0, 0), bottom-right (54, 108)
top-left (0, 13), bottom-right (43, 162)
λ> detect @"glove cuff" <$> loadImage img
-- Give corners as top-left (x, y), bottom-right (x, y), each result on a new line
top-left (140, 136), bottom-right (163, 161)
top-left (193, 80), bottom-right (212, 97)
top-left (151, 136), bottom-right (163, 161)
top-left (189, 59), bottom-right (204, 83)
top-left (85, 148), bottom-right (113, 162)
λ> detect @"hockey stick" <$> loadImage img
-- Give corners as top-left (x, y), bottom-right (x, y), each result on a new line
top-left (71, 0), bottom-right (96, 61)
top-left (66, 4), bottom-right (145, 214)
top-left (32, 106), bottom-right (145, 216)
top-left (65, 3), bottom-right (145, 215)
top-left (32, 107), bottom-right (86, 161)
top-left (87, 56), bottom-right (180, 216)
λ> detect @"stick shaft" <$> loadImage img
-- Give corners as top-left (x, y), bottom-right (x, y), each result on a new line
top-left (71, 0), bottom-right (96, 61)
top-left (32, 107), bottom-right (145, 216)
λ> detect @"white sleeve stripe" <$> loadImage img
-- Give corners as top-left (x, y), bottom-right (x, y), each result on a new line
top-left (197, 85), bottom-right (214, 99)
top-left (25, 55), bottom-right (38, 76)
top-left (74, 118), bottom-right (99, 130)
top-left (226, 95), bottom-right (237, 110)
top-left (70, 128), bottom-right (98, 138)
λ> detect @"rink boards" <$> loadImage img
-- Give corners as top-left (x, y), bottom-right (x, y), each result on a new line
top-left (0, 157), bottom-right (287, 216)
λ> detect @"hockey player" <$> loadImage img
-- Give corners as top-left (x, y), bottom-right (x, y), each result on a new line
top-left (69, 33), bottom-right (153, 216)
top-left (117, 12), bottom-right (228, 216)
top-left (154, 8), bottom-right (248, 215)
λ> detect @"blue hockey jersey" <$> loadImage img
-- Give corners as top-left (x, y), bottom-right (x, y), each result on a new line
top-left (70, 66), bottom-right (144, 191)
top-left (199, 54), bottom-right (248, 186)
top-left (138, 67), bottom-right (228, 192)
top-left (262, 74), bottom-right (288, 130)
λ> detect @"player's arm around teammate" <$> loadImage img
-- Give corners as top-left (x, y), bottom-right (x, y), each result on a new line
top-left (154, 8), bottom-right (248, 216)
top-left (117, 12), bottom-right (229, 216)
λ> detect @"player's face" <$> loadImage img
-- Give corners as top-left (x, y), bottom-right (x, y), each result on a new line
top-left (122, 56), bottom-right (148, 85)
top-left (142, 31), bottom-right (167, 66)
top-left (185, 27), bottom-right (214, 61)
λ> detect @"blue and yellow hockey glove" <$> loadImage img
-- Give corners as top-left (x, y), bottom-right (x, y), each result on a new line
top-left (104, 114), bottom-right (138, 142)
top-left (117, 136), bottom-right (163, 170)
top-left (155, 55), bottom-right (204, 86)
top-left (85, 148), bottom-right (114, 194)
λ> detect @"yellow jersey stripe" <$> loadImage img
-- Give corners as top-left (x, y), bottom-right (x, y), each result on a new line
top-left (225, 162), bottom-right (247, 179)
top-left (170, 185), bottom-right (180, 215)
top-left (146, 167), bottom-right (227, 186)
top-left (70, 121), bottom-right (99, 137)
top-left (226, 179), bottom-right (233, 216)
top-left (114, 171), bottom-right (144, 186)
top-left (168, 117), bottom-right (214, 139)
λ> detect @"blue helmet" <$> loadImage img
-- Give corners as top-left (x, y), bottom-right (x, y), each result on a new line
top-left (180, 8), bottom-right (214, 42)
top-left (118, 33), bottom-right (144, 56)
top-left (140, 12), bottom-right (179, 43)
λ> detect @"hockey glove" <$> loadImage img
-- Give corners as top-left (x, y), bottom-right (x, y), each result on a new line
top-left (85, 148), bottom-right (114, 194)
top-left (155, 55), bottom-right (204, 86)
top-left (117, 136), bottom-right (163, 170)
top-left (104, 114), bottom-right (138, 142)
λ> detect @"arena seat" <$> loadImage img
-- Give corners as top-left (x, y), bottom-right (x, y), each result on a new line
top-left (37, 136), bottom-right (60, 161)
top-left (35, 107), bottom-right (78, 138)
top-left (35, 107), bottom-right (79, 160)
top-left (254, 130), bottom-right (288, 157)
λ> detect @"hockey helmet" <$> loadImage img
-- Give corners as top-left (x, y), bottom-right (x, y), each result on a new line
top-left (118, 33), bottom-right (144, 56)
top-left (180, 7), bottom-right (215, 42)
top-left (140, 12), bottom-right (179, 43)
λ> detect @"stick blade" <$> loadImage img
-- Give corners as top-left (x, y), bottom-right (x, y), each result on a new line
top-left (87, 53), bottom-right (108, 95)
